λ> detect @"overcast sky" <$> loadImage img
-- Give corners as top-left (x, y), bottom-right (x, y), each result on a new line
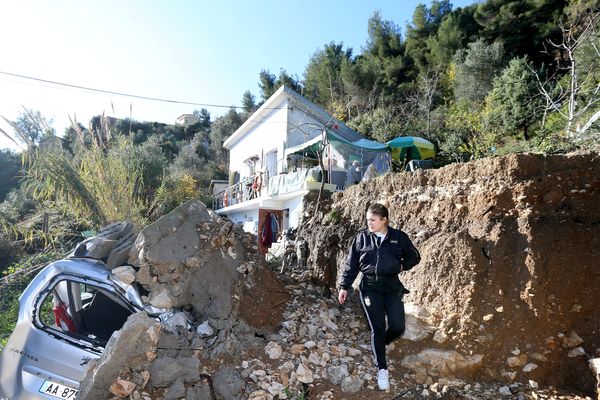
top-left (0, 0), bottom-right (476, 151)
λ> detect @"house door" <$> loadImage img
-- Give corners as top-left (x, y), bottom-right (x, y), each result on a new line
top-left (265, 150), bottom-right (277, 190)
top-left (257, 208), bottom-right (283, 254)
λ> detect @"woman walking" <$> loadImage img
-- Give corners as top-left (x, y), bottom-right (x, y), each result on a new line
top-left (338, 201), bottom-right (420, 390)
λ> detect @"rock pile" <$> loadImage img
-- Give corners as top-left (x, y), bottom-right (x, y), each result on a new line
top-left (81, 277), bottom-right (593, 400)
top-left (79, 200), bottom-right (288, 398)
top-left (239, 282), bottom-right (593, 400)
top-left (128, 200), bottom-right (287, 331)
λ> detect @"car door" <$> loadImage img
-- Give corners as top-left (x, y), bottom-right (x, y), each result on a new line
top-left (0, 268), bottom-right (136, 400)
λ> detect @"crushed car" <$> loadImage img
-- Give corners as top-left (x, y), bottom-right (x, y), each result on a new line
top-left (0, 222), bottom-right (164, 400)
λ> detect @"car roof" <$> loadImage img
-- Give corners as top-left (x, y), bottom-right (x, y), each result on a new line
top-left (18, 258), bottom-right (115, 321)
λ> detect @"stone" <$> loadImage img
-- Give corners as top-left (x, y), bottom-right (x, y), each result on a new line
top-left (150, 357), bottom-right (200, 387)
top-left (437, 378), bottom-right (465, 388)
top-left (213, 366), bottom-right (245, 400)
top-left (403, 313), bottom-right (433, 341)
top-left (529, 380), bottom-right (539, 389)
top-left (290, 344), bottom-right (305, 354)
top-left (248, 390), bottom-right (271, 400)
top-left (129, 200), bottom-right (287, 329)
top-left (568, 347), bottom-right (586, 358)
top-left (185, 382), bottom-right (213, 400)
top-left (185, 257), bottom-right (201, 268)
top-left (523, 363), bottom-right (538, 373)
top-left (433, 330), bottom-right (448, 344)
top-left (279, 361), bottom-right (295, 374)
top-left (507, 355), bottom-right (528, 368)
top-left (589, 358), bottom-right (600, 400)
top-left (112, 266), bottom-right (136, 285)
top-left (340, 375), bottom-right (363, 393)
top-left (503, 371), bottom-right (517, 381)
top-left (401, 349), bottom-right (483, 376)
top-left (163, 378), bottom-right (185, 400)
top-left (330, 345), bottom-right (346, 357)
top-left (308, 351), bottom-right (322, 366)
top-left (148, 285), bottom-right (174, 309)
top-left (196, 321), bottom-right (214, 337)
top-left (347, 347), bottom-right (362, 357)
top-left (564, 331), bottom-right (584, 348)
top-left (529, 353), bottom-right (548, 362)
top-left (327, 364), bottom-right (350, 385)
top-left (135, 266), bottom-right (153, 286)
top-left (78, 314), bottom-right (160, 400)
top-left (265, 342), bottom-right (283, 359)
top-left (267, 381), bottom-right (285, 396)
top-left (296, 363), bottom-right (314, 384)
top-left (430, 382), bottom-right (439, 393)
top-left (109, 379), bottom-right (136, 398)
top-left (499, 386), bottom-right (512, 396)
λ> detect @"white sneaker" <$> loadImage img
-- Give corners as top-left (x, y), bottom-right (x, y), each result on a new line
top-left (377, 368), bottom-right (390, 390)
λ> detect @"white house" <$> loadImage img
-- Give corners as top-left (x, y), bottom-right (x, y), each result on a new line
top-left (213, 86), bottom-right (389, 252)
top-left (175, 113), bottom-right (200, 126)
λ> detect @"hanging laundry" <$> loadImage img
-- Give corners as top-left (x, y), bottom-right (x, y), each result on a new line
top-left (261, 212), bottom-right (273, 248)
top-left (270, 213), bottom-right (279, 243)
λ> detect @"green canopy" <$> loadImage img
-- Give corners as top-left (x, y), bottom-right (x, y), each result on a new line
top-left (386, 136), bottom-right (435, 161)
top-left (284, 129), bottom-right (388, 158)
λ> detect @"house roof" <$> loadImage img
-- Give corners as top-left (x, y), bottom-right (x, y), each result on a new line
top-left (222, 85), bottom-right (363, 149)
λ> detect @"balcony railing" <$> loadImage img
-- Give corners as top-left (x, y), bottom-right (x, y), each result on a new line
top-left (213, 176), bottom-right (265, 210)
top-left (213, 168), bottom-right (340, 211)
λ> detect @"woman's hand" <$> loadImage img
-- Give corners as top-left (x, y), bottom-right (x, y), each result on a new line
top-left (338, 289), bottom-right (348, 304)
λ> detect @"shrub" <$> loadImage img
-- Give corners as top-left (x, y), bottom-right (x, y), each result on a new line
top-left (150, 173), bottom-right (199, 219)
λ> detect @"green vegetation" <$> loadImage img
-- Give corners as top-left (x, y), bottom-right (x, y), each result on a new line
top-left (283, 385), bottom-right (310, 400)
top-left (323, 208), bottom-right (341, 225)
top-left (294, 1), bottom-right (600, 162)
top-left (0, 250), bottom-right (64, 350)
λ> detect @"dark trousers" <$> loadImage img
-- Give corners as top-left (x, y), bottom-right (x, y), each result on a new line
top-left (359, 289), bottom-right (405, 370)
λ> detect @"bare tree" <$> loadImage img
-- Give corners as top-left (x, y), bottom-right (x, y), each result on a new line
top-left (417, 68), bottom-right (442, 137)
top-left (532, 10), bottom-right (600, 136)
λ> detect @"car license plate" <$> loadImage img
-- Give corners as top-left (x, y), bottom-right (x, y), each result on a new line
top-left (39, 380), bottom-right (78, 399)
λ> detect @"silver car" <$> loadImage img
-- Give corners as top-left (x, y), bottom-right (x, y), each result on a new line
top-left (0, 225), bottom-right (150, 400)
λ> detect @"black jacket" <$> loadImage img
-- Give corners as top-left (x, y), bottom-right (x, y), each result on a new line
top-left (339, 227), bottom-right (420, 291)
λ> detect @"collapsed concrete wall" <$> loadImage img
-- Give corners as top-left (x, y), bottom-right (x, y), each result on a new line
top-left (298, 152), bottom-right (600, 392)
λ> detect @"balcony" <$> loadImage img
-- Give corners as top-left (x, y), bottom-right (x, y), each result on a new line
top-left (213, 168), bottom-right (337, 212)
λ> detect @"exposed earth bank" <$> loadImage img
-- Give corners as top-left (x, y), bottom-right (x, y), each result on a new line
top-left (298, 151), bottom-right (600, 395)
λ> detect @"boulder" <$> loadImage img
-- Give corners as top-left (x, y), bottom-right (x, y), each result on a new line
top-left (79, 313), bottom-right (160, 399)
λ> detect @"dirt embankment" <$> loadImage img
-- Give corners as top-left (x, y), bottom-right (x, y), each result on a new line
top-left (298, 152), bottom-right (600, 393)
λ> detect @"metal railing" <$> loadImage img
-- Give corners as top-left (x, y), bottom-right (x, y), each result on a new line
top-left (213, 176), bottom-right (266, 210)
